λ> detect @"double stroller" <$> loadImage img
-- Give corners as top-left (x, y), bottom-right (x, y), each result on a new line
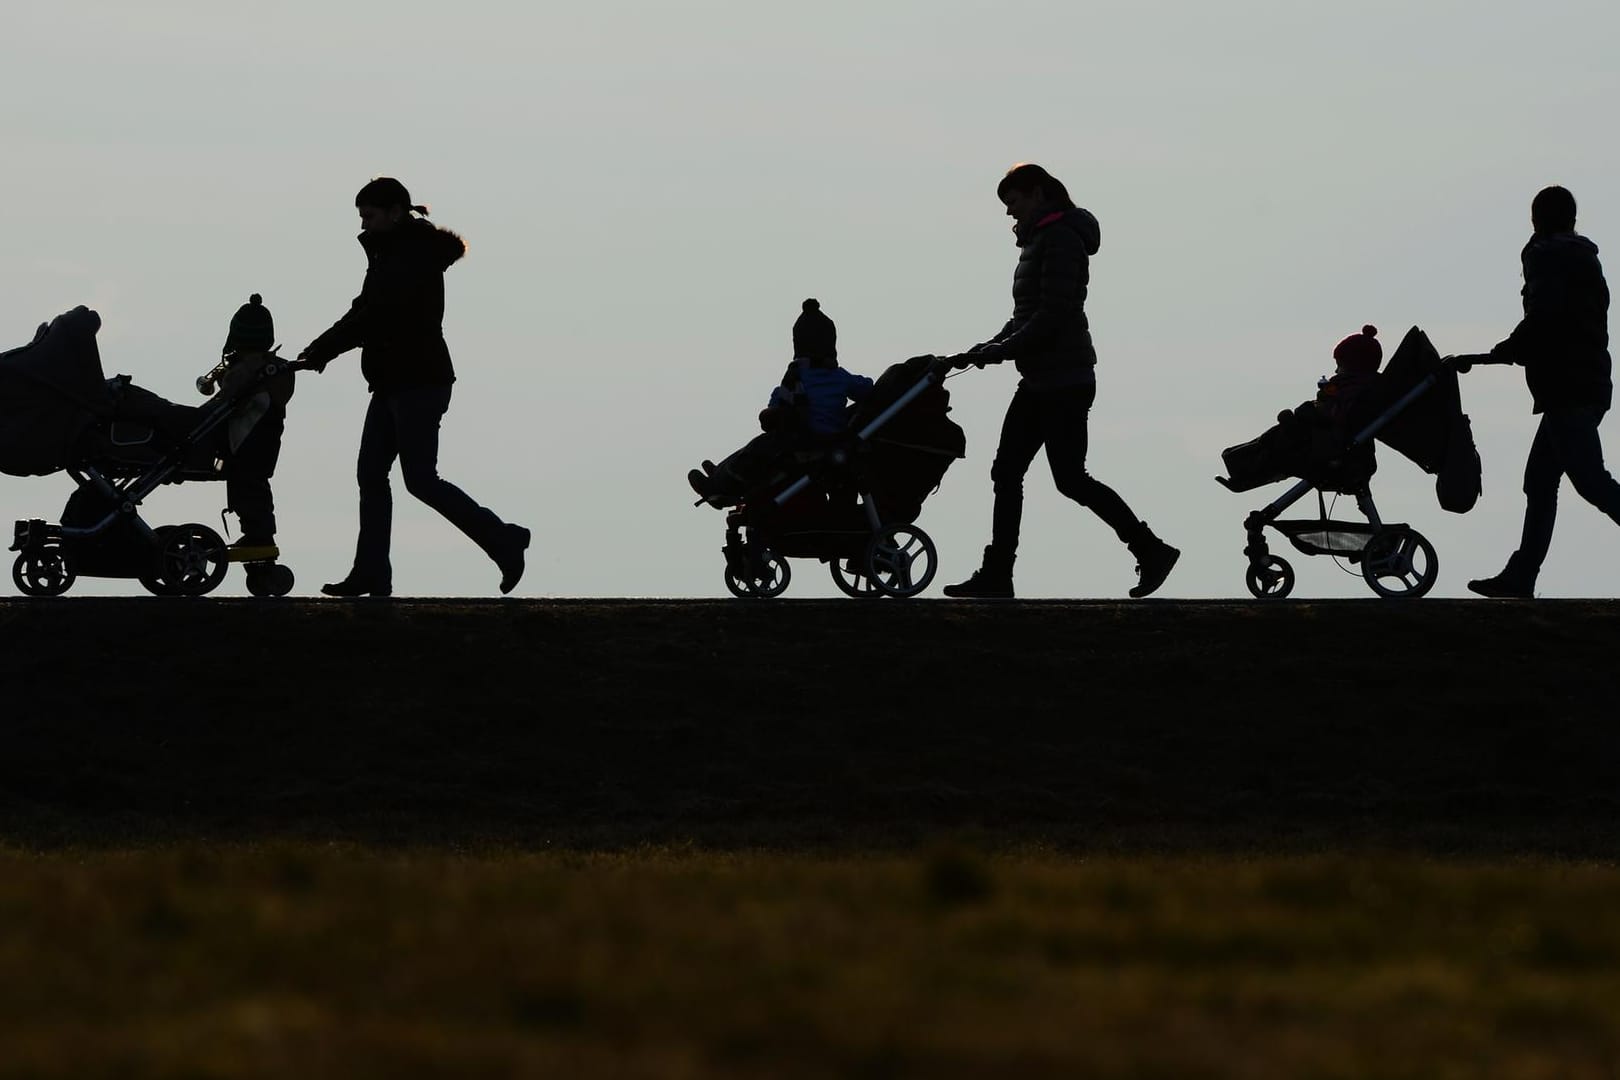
top-left (3, 307), bottom-right (309, 598)
top-left (1217, 326), bottom-right (1482, 598)
top-left (700, 355), bottom-right (966, 599)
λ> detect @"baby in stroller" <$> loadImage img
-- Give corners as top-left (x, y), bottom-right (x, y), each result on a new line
top-left (1225, 324), bottom-right (1384, 490)
top-left (688, 299), bottom-right (873, 505)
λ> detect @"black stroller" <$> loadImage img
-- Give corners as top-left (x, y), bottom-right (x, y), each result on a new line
top-left (1216, 327), bottom-right (1482, 599)
top-left (3, 307), bottom-right (311, 598)
top-left (701, 356), bottom-right (966, 599)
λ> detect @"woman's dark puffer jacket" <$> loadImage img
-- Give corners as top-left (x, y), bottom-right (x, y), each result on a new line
top-left (976, 207), bottom-right (1102, 388)
top-left (304, 217), bottom-right (468, 391)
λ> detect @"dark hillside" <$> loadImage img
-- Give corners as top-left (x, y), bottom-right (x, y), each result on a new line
top-left (3, 599), bottom-right (1618, 852)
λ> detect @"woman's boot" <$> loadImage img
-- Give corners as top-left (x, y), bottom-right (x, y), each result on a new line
top-left (942, 546), bottom-right (1016, 599)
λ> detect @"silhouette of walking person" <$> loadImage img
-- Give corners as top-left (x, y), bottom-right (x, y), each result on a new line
top-left (299, 177), bottom-right (530, 597)
top-left (942, 163), bottom-right (1179, 599)
top-left (1451, 186), bottom-right (1616, 598)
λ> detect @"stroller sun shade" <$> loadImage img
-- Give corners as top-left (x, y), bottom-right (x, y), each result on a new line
top-left (0, 307), bottom-right (117, 477)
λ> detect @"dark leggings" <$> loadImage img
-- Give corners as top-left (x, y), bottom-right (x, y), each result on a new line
top-left (1514, 405), bottom-right (1620, 575)
top-left (351, 384), bottom-right (510, 585)
top-left (989, 382), bottom-right (1143, 556)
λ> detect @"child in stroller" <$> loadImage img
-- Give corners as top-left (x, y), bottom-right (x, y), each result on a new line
top-left (689, 298), bottom-right (874, 506)
top-left (1216, 324), bottom-right (1482, 599)
top-left (4, 301), bottom-right (309, 597)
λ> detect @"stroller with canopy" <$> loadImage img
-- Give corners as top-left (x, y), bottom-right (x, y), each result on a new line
top-left (2, 307), bottom-right (310, 597)
top-left (1216, 326), bottom-right (1482, 599)
top-left (699, 355), bottom-right (966, 599)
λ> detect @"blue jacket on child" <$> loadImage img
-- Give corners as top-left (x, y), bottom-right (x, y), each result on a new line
top-left (769, 359), bottom-right (875, 435)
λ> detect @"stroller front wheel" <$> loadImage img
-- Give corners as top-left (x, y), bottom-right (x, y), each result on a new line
top-left (724, 549), bottom-right (790, 599)
top-left (1244, 555), bottom-right (1295, 600)
top-left (13, 546), bottom-right (75, 597)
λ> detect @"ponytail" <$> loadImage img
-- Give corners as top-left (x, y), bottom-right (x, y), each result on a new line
top-left (355, 176), bottom-right (429, 216)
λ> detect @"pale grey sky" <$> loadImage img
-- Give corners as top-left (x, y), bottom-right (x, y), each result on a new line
top-left (3, 0), bottom-right (1618, 597)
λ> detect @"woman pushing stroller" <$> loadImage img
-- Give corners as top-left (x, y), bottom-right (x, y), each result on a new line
top-left (942, 163), bottom-right (1180, 599)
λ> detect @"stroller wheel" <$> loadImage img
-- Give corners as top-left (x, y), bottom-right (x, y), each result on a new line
top-left (724, 549), bottom-right (790, 599)
top-left (13, 546), bottom-right (75, 597)
top-left (1244, 555), bottom-right (1295, 599)
top-left (245, 562), bottom-right (296, 598)
top-left (863, 524), bottom-right (938, 599)
top-left (829, 557), bottom-right (881, 599)
top-left (157, 523), bottom-right (229, 597)
top-left (1360, 527), bottom-right (1438, 600)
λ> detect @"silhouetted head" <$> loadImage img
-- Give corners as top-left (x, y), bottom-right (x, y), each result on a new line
top-left (223, 293), bottom-right (274, 357)
top-left (792, 298), bottom-right (837, 365)
top-left (1332, 325), bottom-right (1381, 375)
top-left (1531, 185), bottom-right (1577, 234)
top-left (997, 163), bottom-right (1076, 228)
top-left (355, 177), bottom-right (430, 234)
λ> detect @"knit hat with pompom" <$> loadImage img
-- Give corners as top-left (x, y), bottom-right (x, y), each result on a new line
top-left (792, 298), bottom-right (837, 362)
top-left (224, 294), bottom-right (274, 356)
top-left (1332, 324), bottom-right (1381, 374)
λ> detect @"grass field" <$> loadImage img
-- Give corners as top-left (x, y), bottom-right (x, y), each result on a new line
top-left (6, 847), bottom-right (1620, 1078)
top-left (4, 599), bottom-right (1619, 1076)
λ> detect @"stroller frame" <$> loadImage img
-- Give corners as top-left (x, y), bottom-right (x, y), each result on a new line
top-left (721, 358), bottom-right (954, 600)
top-left (1234, 370), bottom-right (1445, 600)
top-left (10, 356), bottom-right (313, 598)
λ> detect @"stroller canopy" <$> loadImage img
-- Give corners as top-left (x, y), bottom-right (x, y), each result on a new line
top-left (1355, 326), bottom-right (1482, 513)
top-left (0, 307), bottom-right (116, 477)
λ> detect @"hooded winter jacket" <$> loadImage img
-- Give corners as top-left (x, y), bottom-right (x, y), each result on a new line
top-left (304, 217), bottom-right (468, 391)
top-left (1491, 231), bottom-right (1611, 412)
top-left (974, 206), bottom-right (1103, 389)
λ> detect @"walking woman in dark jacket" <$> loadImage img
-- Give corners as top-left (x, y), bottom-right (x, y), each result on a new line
top-left (300, 177), bottom-right (530, 597)
top-left (943, 163), bottom-right (1179, 598)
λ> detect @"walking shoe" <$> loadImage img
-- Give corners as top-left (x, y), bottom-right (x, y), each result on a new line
top-left (942, 547), bottom-right (1015, 599)
top-left (497, 524), bottom-right (531, 595)
top-left (320, 575), bottom-right (391, 598)
top-left (227, 537), bottom-right (279, 563)
top-left (1467, 572), bottom-right (1534, 599)
top-left (1129, 540), bottom-right (1181, 599)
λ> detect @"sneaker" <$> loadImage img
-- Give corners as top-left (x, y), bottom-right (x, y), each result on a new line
top-left (1129, 541), bottom-right (1181, 599)
top-left (1467, 572), bottom-right (1534, 599)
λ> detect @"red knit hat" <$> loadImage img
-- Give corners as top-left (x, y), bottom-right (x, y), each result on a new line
top-left (1332, 325), bottom-right (1382, 374)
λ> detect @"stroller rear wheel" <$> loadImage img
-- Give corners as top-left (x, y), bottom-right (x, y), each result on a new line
top-left (864, 524), bottom-right (938, 599)
top-left (157, 523), bottom-right (229, 597)
top-left (1244, 555), bottom-right (1295, 599)
top-left (724, 549), bottom-right (790, 599)
top-left (829, 557), bottom-right (881, 599)
top-left (1360, 527), bottom-right (1438, 599)
top-left (13, 546), bottom-right (75, 597)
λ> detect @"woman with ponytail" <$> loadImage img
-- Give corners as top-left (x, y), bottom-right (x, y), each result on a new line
top-left (300, 177), bottom-right (530, 596)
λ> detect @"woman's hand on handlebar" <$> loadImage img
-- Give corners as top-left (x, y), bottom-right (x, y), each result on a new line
top-left (294, 350), bottom-right (329, 374)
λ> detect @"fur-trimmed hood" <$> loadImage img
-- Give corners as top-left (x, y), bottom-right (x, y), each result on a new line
top-left (358, 216), bottom-right (467, 271)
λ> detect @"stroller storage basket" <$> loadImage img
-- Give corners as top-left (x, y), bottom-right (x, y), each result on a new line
top-left (1273, 519), bottom-right (1377, 559)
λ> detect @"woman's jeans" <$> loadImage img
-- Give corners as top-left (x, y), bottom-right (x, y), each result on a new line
top-left (351, 384), bottom-right (509, 585)
top-left (1512, 405), bottom-right (1620, 578)
top-left (989, 382), bottom-right (1144, 557)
